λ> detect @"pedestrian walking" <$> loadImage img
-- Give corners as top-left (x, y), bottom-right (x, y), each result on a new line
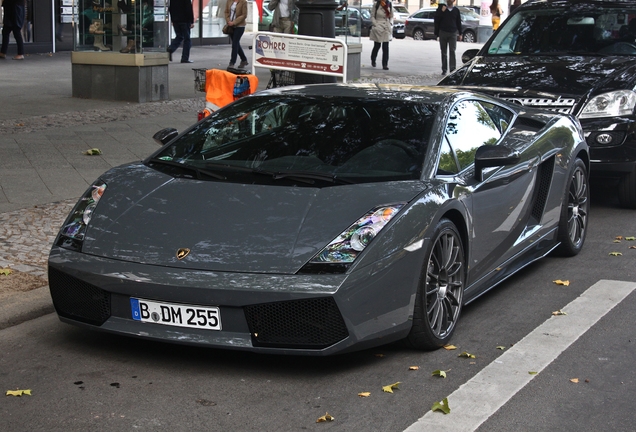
top-left (490, 0), bottom-right (503, 30)
top-left (225, 0), bottom-right (249, 69)
top-left (268, 0), bottom-right (298, 34)
top-left (167, 0), bottom-right (195, 63)
top-left (369, 0), bottom-right (393, 70)
top-left (434, 0), bottom-right (462, 75)
top-left (1, 0), bottom-right (26, 60)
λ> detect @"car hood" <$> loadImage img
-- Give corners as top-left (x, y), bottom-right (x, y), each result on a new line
top-left (82, 163), bottom-right (426, 274)
top-left (442, 55), bottom-right (636, 99)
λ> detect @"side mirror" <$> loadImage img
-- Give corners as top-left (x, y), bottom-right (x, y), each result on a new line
top-left (153, 128), bottom-right (179, 146)
top-left (474, 145), bottom-right (520, 181)
top-left (461, 49), bottom-right (479, 63)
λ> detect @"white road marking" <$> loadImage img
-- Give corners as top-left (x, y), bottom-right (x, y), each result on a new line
top-left (404, 279), bottom-right (636, 432)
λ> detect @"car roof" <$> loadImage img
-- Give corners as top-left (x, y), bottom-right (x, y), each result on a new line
top-left (518, 0), bottom-right (636, 8)
top-left (256, 83), bottom-right (471, 105)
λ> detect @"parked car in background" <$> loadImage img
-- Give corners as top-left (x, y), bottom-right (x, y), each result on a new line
top-left (404, 6), bottom-right (480, 43)
top-left (49, 84), bottom-right (589, 355)
top-left (362, 3), bottom-right (410, 24)
top-left (440, 0), bottom-right (636, 208)
top-left (336, 7), bottom-right (372, 36)
top-left (259, 3), bottom-right (274, 31)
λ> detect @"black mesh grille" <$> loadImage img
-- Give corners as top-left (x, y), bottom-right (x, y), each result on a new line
top-left (531, 157), bottom-right (555, 222)
top-left (48, 267), bottom-right (111, 326)
top-left (244, 297), bottom-right (349, 349)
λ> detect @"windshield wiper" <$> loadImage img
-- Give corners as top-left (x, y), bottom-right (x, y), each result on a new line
top-left (204, 162), bottom-right (353, 185)
top-left (148, 158), bottom-right (226, 180)
top-left (273, 171), bottom-right (355, 185)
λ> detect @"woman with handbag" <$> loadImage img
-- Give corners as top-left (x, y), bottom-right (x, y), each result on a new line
top-left (225, 0), bottom-right (249, 69)
top-left (369, 0), bottom-right (393, 70)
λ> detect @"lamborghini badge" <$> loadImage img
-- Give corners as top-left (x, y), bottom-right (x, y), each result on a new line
top-left (176, 248), bottom-right (190, 260)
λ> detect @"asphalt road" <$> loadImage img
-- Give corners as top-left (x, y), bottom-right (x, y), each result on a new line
top-left (1, 181), bottom-right (635, 431)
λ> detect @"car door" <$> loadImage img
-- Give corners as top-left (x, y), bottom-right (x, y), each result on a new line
top-left (440, 99), bottom-right (537, 287)
top-left (423, 11), bottom-right (436, 38)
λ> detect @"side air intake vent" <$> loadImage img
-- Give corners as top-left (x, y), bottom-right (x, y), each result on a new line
top-left (531, 156), bottom-right (555, 222)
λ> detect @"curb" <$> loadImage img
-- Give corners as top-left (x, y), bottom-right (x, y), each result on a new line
top-left (0, 286), bottom-right (55, 330)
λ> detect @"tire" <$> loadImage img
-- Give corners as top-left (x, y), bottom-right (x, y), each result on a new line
top-left (406, 218), bottom-right (465, 350)
top-left (413, 29), bottom-right (425, 40)
top-left (463, 30), bottom-right (476, 43)
top-left (555, 159), bottom-right (589, 256)
top-left (618, 169), bottom-right (636, 209)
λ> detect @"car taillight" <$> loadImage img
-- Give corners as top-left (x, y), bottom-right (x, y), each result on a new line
top-left (405, 19), bottom-right (408, 25)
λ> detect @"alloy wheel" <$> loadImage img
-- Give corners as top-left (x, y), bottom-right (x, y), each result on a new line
top-left (567, 166), bottom-right (588, 248)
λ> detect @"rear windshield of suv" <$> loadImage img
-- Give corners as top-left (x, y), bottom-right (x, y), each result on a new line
top-left (487, 7), bottom-right (636, 56)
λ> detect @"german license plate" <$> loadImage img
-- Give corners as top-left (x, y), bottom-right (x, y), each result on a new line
top-left (397, 29), bottom-right (405, 33)
top-left (131, 298), bottom-right (221, 330)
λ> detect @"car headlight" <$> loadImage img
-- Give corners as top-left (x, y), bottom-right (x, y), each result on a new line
top-left (310, 204), bottom-right (405, 265)
top-left (58, 180), bottom-right (107, 247)
top-left (579, 90), bottom-right (636, 119)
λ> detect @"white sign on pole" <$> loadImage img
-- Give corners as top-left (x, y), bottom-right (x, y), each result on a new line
top-left (251, 32), bottom-right (348, 83)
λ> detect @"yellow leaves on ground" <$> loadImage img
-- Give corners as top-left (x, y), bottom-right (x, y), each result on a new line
top-left (0, 268), bottom-right (12, 276)
top-left (6, 389), bottom-right (31, 396)
top-left (316, 412), bottom-right (335, 423)
top-left (615, 236), bottom-right (623, 240)
top-left (496, 346), bottom-right (506, 350)
top-left (529, 371), bottom-right (538, 375)
top-left (431, 398), bottom-right (451, 414)
top-left (609, 252), bottom-right (623, 256)
top-left (431, 370), bottom-right (447, 378)
top-left (552, 310), bottom-right (567, 316)
top-left (458, 352), bottom-right (475, 358)
top-left (626, 237), bottom-right (635, 241)
top-left (613, 240), bottom-right (622, 243)
top-left (631, 246), bottom-right (636, 249)
top-left (82, 148), bottom-right (103, 155)
top-left (443, 344), bottom-right (457, 350)
top-left (382, 382), bottom-right (401, 393)
top-left (570, 378), bottom-right (579, 383)
top-left (409, 366), bottom-right (419, 370)
top-left (553, 280), bottom-right (570, 286)
top-left (358, 392), bottom-right (371, 397)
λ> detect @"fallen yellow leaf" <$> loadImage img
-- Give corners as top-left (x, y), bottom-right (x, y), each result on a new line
top-left (432, 370), bottom-right (447, 378)
top-left (613, 240), bottom-right (621, 243)
top-left (552, 310), bottom-right (567, 316)
top-left (570, 378), bottom-right (579, 383)
top-left (615, 236), bottom-right (623, 240)
top-left (358, 392), bottom-right (371, 397)
top-left (431, 398), bottom-right (451, 414)
top-left (553, 280), bottom-right (570, 286)
top-left (626, 237), bottom-right (635, 241)
top-left (609, 252), bottom-right (623, 256)
top-left (409, 366), bottom-right (419, 370)
top-left (630, 246), bottom-right (636, 249)
top-left (316, 412), bottom-right (335, 423)
top-left (458, 352), bottom-right (476, 358)
top-left (382, 382), bottom-right (401, 393)
top-left (6, 389), bottom-right (31, 396)
top-left (0, 268), bottom-right (12, 276)
top-left (375, 354), bottom-right (385, 358)
top-left (496, 346), bottom-right (506, 350)
top-left (443, 344), bottom-right (457, 350)
top-left (529, 371), bottom-right (538, 375)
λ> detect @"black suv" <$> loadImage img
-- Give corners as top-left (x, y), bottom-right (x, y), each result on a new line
top-left (440, 0), bottom-right (636, 208)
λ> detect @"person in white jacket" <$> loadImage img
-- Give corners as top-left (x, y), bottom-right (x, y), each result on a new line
top-left (369, 0), bottom-right (393, 70)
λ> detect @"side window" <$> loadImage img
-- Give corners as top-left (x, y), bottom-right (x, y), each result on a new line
top-left (414, 11), bottom-right (426, 19)
top-left (437, 138), bottom-right (459, 176)
top-left (445, 100), bottom-right (504, 171)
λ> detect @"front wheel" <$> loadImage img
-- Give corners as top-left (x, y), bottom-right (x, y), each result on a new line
top-left (413, 29), bottom-right (425, 40)
top-left (463, 30), bottom-right (476, 44)
top-left (406, 219), bottom-right (465, 349)
top-left (618, 169), bottom-right (636, 209)
top-left (555, 159), bottom-right (589, 256)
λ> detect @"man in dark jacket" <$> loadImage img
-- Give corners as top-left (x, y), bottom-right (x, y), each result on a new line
top-left (434, 0), bottom-right (462, 75)
top-left (168, 0), bottom-right (195, 63)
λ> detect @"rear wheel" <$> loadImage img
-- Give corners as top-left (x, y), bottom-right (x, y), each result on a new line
top-left (406, 219), bottom-right (465, 349)
top-left (413, 29), bottom-right (425, 40)
top-left (618, 169), bottom-right (636, 209)
top-left (463, 30), bottom-right (476, 43)
top-left (555, 159), bottom-right (589, 256)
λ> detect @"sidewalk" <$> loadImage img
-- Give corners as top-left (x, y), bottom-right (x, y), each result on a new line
top-left (0, 35), bottom-right (482, 328)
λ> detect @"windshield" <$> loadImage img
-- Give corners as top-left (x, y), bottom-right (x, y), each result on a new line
top-left (152, 95), bottom-right (436, 186)
top-left (460, 8), bottom-right (480, 21)
top-left (487, 6), bottom-right (636, 56)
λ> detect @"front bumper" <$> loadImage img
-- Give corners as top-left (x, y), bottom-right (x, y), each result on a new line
top-left (48, 245), bottom-right (421, 355)
top-left (578, 117), bottom-right (636, 177)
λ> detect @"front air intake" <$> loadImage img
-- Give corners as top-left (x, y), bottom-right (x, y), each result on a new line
top-left (48, 267), bottom-right (111, 326)
top-left (244, 297), bottom-right (349, 349)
